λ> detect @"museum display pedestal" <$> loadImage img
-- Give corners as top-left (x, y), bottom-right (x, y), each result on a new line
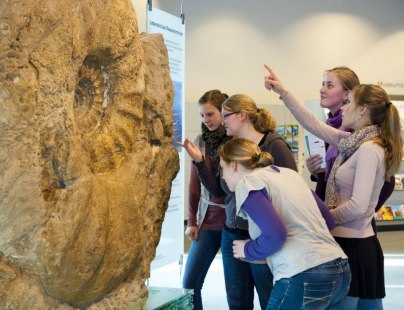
top-left (125, 287), bottom-right (193, 309)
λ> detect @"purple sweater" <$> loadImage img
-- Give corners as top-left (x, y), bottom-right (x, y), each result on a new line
top-left (243, 189), bottom-right (335, 260)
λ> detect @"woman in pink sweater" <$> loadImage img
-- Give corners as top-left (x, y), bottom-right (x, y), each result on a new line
top-left (264, 65), bottom-right (402, 310)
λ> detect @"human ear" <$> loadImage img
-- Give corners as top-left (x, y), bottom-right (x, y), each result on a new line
top-left (239, 110), bottom-right (248, 121)
top-left (359, 106), bottom-right (369, 118)
top-left (343, 91), bottom-right (350, 101)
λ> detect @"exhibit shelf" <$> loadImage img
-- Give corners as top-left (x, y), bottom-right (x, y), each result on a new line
top-left (125, 287), bottom-right (193, 310)
top-left (376, 144), bottom-right (404, 231)
top-left (376, 219), bottom-right (404, 232)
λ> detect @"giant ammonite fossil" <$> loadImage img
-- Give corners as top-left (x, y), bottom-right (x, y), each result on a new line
top-left (0, 1), bottom-right (177, 307)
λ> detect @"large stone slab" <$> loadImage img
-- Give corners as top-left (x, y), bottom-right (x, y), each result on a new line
top-left (0, 0), bottom-right (179, 308)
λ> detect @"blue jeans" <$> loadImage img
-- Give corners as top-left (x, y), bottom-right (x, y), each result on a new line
top-left (222, 227), bottom-right (273, 310)
top-left (267, 258), bottom-right (351, 310)
top-left (337, 296), bottom-right (383, 310)
top-left (182, 229), bottom-right (222, 310)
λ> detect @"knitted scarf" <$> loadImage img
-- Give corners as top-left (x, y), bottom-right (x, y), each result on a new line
top-left (326, 125), bottom-right (381, 209)
top-left (201, 123), bottom-right (229, 163)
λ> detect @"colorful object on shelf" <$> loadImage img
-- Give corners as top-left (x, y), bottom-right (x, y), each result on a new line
top-left (394, 174), bottom-right (404, 190)
top-left (375, 205), bottom-right (404, 220)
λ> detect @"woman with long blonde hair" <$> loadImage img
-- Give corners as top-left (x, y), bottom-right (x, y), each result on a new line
top-left (264, 64), bottom-right (402, 309)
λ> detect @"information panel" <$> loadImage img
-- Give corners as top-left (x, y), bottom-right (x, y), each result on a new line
top-left (147, 5), bottom-right (185, 270)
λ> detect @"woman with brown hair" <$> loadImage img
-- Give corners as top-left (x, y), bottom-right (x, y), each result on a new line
top-left (264, 64), bottom-right (402, 309)
top-left (181, 89), bottom-right (229, 310)
top-left (181, 94), bottom-right (297, 309)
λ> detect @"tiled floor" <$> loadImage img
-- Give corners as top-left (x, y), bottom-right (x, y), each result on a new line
top-left (148, 230), bottom-right (404, 309)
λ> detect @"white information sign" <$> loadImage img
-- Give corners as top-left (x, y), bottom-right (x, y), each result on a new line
top-left (146, 5), bottom-right (185, 270)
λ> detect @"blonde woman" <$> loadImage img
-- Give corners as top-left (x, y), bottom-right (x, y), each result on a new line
top-left (181, 94), bottom-right (297, 309)
top-left (219, 138), bottom-right (350, 310)
top-left (307, 66), bottom-right (360, 200)
top-left (264, 65), bottom-right (402, 309)
top-left (307, 66), bottom-right (394, 235)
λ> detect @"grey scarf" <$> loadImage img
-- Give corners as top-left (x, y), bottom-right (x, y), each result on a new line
top-left (326, 125), bottom-right (381, 209)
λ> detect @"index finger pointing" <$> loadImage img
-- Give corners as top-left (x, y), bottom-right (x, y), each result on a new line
top-left (264, 64), bottom-right (279, 80)
top-left (175, 140), bottom-right (184, 147)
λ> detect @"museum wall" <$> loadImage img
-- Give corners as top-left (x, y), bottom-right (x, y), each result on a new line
top-left (132, 0), bottom-right (404, 221)
top-left (132, 0), bottom-right (404, 101)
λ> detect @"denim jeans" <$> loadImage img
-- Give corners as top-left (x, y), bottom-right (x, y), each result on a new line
top-left (337, 296), bottom-right (383, 310)
top-left (266, 258), bottom-right (351, 310)
top-left (222, 227), bottom-right (273, 310)
top-left (182, 229), bottom-right (222, 310)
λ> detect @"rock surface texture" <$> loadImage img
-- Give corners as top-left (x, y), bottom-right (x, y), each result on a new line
top-left (0, 0), bottom-right (179, 308)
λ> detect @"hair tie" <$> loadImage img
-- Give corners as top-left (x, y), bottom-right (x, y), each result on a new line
top-left (386, 101), bottom-right (392, 108)
top-left (253, 153), bottom-right (260, 162)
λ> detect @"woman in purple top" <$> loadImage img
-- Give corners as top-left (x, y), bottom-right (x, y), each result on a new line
top-left (264, 65), bottom-right (403, 310)
top-left (180, 94), bottom-right (297, 309)
top-left (219, 138), bottom-right (350, 310)
top-left (307, 67), bottom-right (394, 231)
top-left (307, 66), bottom-right (360, 200)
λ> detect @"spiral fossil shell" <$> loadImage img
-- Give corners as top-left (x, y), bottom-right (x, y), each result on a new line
top-left (0, 0), bottom-right (178, 308)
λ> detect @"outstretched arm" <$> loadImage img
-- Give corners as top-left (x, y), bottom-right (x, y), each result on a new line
top-left (178, 137), bottom-right (226, 197)
top-left (177, 138), bottom-right (203, 162)
top-left (263, 64), bottom-right (348, 146)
